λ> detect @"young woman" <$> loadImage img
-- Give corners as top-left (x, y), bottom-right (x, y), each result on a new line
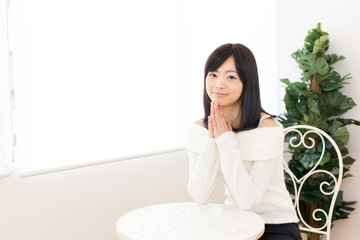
top-left (186, 43), bottom-right (302, 239)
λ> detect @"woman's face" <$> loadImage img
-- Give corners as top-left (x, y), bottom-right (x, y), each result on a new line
top-left (206, 56), bottom-right (243, 108)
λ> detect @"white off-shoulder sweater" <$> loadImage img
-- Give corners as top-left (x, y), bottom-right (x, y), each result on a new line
top-left (186, 120), bottom-right (299, 224)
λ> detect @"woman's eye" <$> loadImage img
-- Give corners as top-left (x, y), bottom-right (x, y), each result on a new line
top-left (228, 75), bottom-right (236, 80)
top-left (209, 73), bottom-right (217, 77)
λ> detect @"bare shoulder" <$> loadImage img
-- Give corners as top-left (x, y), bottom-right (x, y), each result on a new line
top-left (259, 114), bottom-right (279, 128)
top-left (194, 118), bottom-right (205, 126)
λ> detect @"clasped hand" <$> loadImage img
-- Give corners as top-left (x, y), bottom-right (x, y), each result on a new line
top-left (208, 102), bottom-right (232, 138)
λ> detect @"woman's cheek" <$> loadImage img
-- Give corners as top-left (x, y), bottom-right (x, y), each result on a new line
top-left (205, 83), bottom-right (213, 99)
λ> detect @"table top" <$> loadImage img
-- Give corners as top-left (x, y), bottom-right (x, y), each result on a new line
top-left (116, 202), bottom-right (264, 240)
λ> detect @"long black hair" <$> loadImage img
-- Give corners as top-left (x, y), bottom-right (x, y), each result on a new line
top-left (203, 43), bottom-right (268, 132)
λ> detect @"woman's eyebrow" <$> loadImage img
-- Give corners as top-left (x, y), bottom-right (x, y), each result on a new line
top-left (210, 70), bottom-right (238, 73)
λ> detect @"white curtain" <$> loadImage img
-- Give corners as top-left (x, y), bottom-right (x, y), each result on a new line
top-left (0, 0), bottom-right (16, 178)
top-left (4, 0), bottom-right (279, 173)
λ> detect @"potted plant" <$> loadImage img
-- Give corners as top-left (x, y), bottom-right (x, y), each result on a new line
top-left (278, 23), bottom-right (359, 240)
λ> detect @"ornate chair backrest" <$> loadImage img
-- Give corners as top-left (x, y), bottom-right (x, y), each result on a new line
top-left (283, 125), bottom-right (343, 240)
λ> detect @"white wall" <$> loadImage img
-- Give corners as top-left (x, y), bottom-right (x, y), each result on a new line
top-left (0, 151), bottom-right (182, 239)
top-left (278, 0), bottom-right (360, 238)
top-left (0, 150), bottom-right (223, 240)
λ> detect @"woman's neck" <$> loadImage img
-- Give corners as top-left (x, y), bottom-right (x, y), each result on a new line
top-left (222, 102), bottom-right (241, 128)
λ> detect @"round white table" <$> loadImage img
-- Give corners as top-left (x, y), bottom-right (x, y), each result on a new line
top-left (116, 202), bottom-right (265, 240)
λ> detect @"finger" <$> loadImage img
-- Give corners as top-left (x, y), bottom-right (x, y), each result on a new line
top-left (219, 106), bottom-right (227, 126)
top-left (210, 102), bottom-right (214, 119)
top-left (227, 122), bottom-right (232, 131)
top-left (210, 102), bottom-right (215, 118)
top-left (213, 104), bottom-right (220, 124)
top-left (211, 114), bottom-right (219, 137)
top-left (215, 105), bottom-right (227, 129)
top-left (208, 115), bottom-right (214, 138)
top-left (214, 102), bottom-right (221, 123)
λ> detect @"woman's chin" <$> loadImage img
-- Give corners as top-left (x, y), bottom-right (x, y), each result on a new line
top-left (212, 99), bottom-right (228, 106)
top-left (211, 98), bottom-right (224, 105)
top-left (212, 100), bottom-right (240, 108)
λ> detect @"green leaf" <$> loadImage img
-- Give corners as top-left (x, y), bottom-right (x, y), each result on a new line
top-left (312, 119), bottom-right (329, 129)
top-left (300, 76), bottom-right (308, 83)
top-left (277, 115), bottom-right (298, 127)
top-left (307, 189), bottom-right (326, 198)
top-left (303, 113), bottom-right (309, 123)
top-left (313, 35), bottom-right (329, 55)
top-left (304, 22), bottom-right (329, 53)
top-left (318, 71), bottom-right (341, 83)
top-left (320, 72), bottom-right (350, 91)
top-left (282, 81), bottom-right (310, 120)
top-left (343, 156), bottom-right (355, 165)
top-left (320, 151), bottom-right (331, 166)
top-left (336, 191), bottom-right (344, 203)
top-left (328, 121), bottom-right (350, 145)
top-left (335, 118), bottom-right (360, 127)
top-left (280, 78), bottom-right (291, 86)
top-left (300, 194), bottom-right (321, 203)
top-left (322, 83), bottom-right (343, 91)
top-left (326, 54), bottom-right (345, 65)
top-left (329, 120), bottom-right (343, 135)
top-left (342, 206), bottom-right (355, 211)
top-left (307, 97), bottom-right (320, 116)
top-left (319, 91), bottom-right (356, 118)
top-left (299, 54), bottom-right (329, 77)
top-left (291, 49), bottom-right (308, 64)
top-left (342, 201), bottom-right (357, 206)
top-left (334, 127), bottom-right (350, 145)
top-left (284, 94), bottom-right (300, 119)
top-left (299, 153), bottom-right (312, 169)
top-left (311, 172), bottom-right (326, 179)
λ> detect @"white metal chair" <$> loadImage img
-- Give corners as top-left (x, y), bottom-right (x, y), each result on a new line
top-left (283, 125), bottom-right (343, 240)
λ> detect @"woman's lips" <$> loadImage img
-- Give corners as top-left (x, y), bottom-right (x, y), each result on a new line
top-left (212, 92), bottom-right (228, 97)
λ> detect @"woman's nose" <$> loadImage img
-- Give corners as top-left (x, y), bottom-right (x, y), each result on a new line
top-left (215, 78), bottom-right (225, 89)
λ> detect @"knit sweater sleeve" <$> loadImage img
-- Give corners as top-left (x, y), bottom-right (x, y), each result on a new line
top-left (187, 136), bottom-right (219, 203)
top-left (186, 123), bottom-right (219, 203)
top-left (215, 129), bottom-right (282, 210)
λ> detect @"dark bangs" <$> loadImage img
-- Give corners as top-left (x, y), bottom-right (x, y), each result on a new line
top-left (203, 43), bottom-right (266, 132)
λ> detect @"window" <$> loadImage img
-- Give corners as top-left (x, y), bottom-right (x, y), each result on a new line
top-left (2, 0), bottom-right (279, 174)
